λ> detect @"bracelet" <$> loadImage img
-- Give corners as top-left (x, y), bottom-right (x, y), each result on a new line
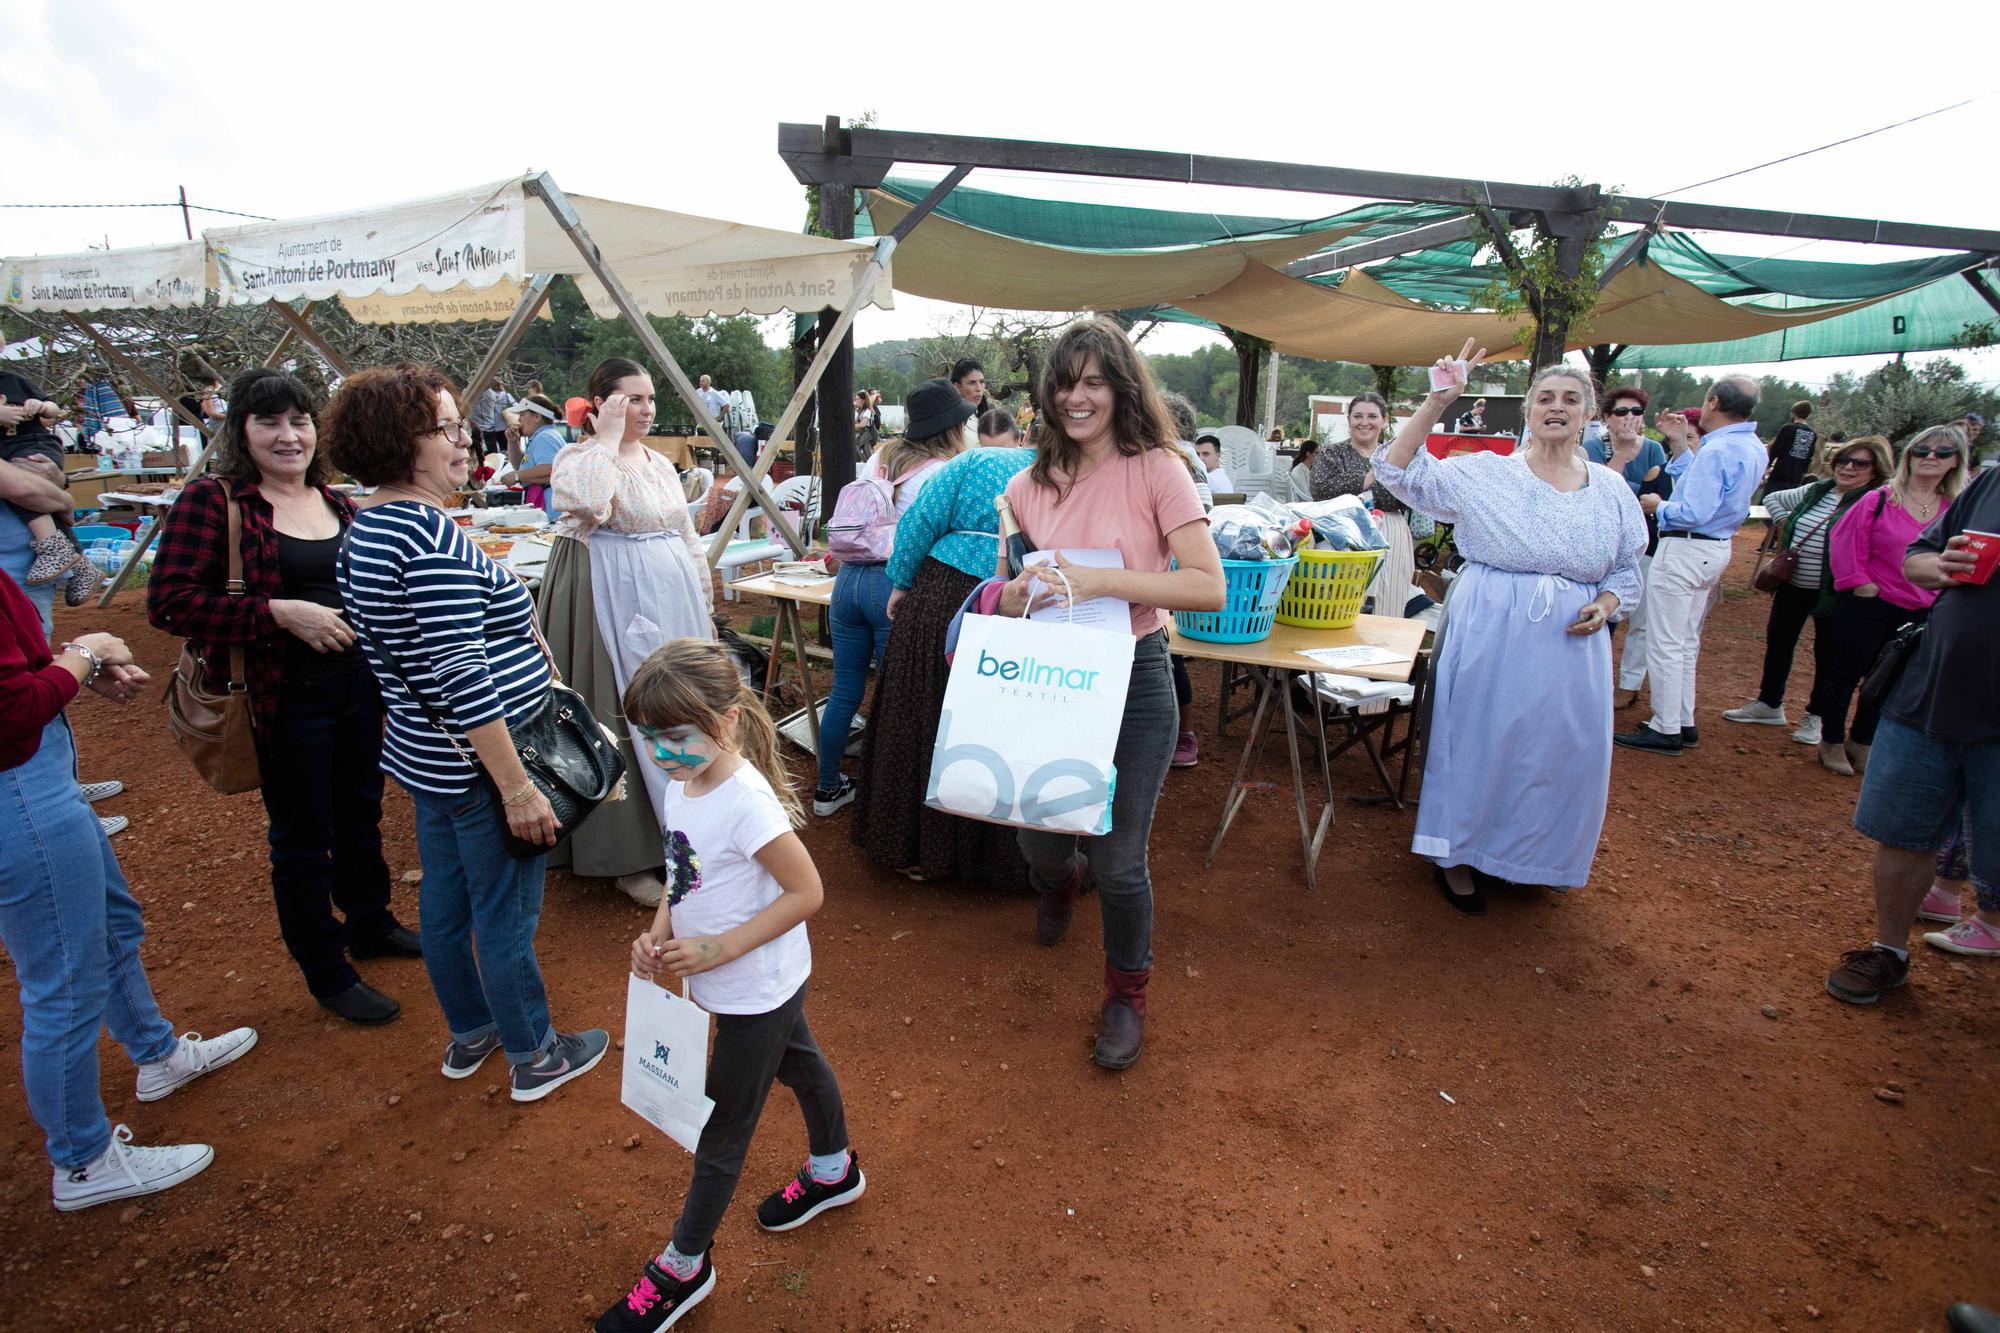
top-left (59, 642), bottom-right (103, 683)
top-left (502, 780), bottom-right (540, 807)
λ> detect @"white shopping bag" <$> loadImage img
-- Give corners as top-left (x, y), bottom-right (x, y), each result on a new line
top-left (925, 609), bottom-right (1134, 835)
top-left (620, 975), bottom-right (716, 1154)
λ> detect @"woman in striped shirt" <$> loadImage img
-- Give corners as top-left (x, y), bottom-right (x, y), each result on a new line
top-left (1721, 435), bottom-right (1889, 734)
top-left (324, 365), bottom-right (608, 1105)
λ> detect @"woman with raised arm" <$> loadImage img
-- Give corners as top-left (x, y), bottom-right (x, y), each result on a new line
top-left (537, 357), bottom-right (715, 905)
top-left (1370, 340), bottom-right (1646, 916)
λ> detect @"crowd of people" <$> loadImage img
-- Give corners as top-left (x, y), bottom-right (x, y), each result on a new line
top-left (0, 315), bottom-right (1993, 1331)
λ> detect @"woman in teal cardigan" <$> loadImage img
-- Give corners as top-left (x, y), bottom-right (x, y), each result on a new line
top-left (1722, 435), bottom-right (1891, 730)
top-left (850, 433), bottom-right (1034, 885)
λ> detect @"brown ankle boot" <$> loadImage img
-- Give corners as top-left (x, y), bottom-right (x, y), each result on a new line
top-left (1034, 857), bottom-right (1091, 946)
top-left (1094, 963), bottom-right (1149, 1070)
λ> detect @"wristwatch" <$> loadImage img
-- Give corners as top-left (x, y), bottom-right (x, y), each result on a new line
top-left (59, 641), bottom-right (103, 682)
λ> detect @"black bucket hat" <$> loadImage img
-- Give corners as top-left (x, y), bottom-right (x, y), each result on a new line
top-left (906, 377), bottom-right (977, 440)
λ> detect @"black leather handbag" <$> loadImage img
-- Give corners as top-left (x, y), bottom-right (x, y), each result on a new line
top-left (1858, 619), bottom-right (1925, 714)
top-left (339, 541), bottom-right (625, 858)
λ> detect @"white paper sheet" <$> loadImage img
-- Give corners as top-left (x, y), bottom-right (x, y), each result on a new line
top-left (1297, 644), bottom-right (1412, 670)
top-left (1025, 548), bottom-right (1131, 633)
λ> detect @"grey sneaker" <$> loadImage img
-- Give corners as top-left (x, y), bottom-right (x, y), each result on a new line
top-left (511, 1029), bottom-right (610, 1103)
top-left (1723, 700), bottom-right (1787, 726)
top-left (440, 1032), bottom-right (502, 1080)
top-left (1792, 713), bottom-right (1823, 745)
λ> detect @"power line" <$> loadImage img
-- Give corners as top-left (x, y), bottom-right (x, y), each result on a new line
top-left (1651, 91), bottom-right (1998, 199)
top-left (0, 200), bottom-right (276, 220)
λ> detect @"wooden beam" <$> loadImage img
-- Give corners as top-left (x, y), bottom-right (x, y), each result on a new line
top-left (1965, 269), bottom-right (2000, 320)
top-left (63, 315), bottom-right (218, 606)
top-left (458, 273), bottom-right (554, 412)
top-left (267, 301), bottom-right (354, 378)
top-left (521, 172), bottom-right (805, 559)
top-left (1596, 227), bottom-right (1655, 289)
top-left (260, 300), bottom-right (314, 368)
top-left (1283, 214), bottom-right (1492, 278)
top-left (779, 123), bottom-right (1588, 215)
top-left (781, 122), bottom-right (2000, 254)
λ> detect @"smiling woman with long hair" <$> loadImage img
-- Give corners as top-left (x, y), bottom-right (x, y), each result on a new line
top-left (1370, 343), bottom-right (1646, 916)
top-left (995, 317), bottom-right (1224, 1071)
top-left (149, 368), bottom-right (417, 1026)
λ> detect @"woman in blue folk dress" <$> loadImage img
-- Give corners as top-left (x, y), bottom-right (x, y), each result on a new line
top-left (1371, 342), bottom-right (1645, 915)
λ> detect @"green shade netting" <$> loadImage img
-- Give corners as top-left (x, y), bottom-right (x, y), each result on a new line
top-left (871, 177), bottom-right (1460, 252)
top-left (1614, 271), bottom-right (1998, 368)
top-left (1644, 233), bottom-right (1985, 301)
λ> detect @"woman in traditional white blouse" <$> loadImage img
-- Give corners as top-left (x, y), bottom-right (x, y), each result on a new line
top-left (537, 357), bottom-right (714, 904)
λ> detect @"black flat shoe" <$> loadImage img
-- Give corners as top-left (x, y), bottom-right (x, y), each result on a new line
top-left (351, 925), bottom-right (423, 959)
top-left (319, 980), bottom-right (401, 1025)
top-left (1433, 865), bottom-right (1487, 917)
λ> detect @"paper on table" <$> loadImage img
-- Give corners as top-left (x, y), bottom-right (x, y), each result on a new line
top-left (1298, 644), bottom-right (1412, 670)
top-left (1025, 548), bottom-right (1131, 633)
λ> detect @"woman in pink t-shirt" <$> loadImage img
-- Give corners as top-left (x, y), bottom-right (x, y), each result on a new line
top-left (996, 317), bottom-right (1224, 1070)
top-left (1813, 423), bottom-right (1970, 774)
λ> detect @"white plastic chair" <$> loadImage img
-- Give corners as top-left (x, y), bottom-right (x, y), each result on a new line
top-left (681, 466), bottom-right (713, 505)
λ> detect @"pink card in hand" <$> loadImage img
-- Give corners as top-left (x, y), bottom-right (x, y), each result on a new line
top-left (1428, 360), bottom-right (1468, 393)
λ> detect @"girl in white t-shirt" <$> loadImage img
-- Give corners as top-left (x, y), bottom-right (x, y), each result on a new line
top-left (599, 638), bottom-right (861, 1333)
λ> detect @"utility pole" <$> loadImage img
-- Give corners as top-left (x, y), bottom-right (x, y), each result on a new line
top-left (814, 118), bottom-right (856, 522)
top-left (177, 185), bottom-right (193, 240)
top-left (1262, 350), bottom-right (1281, 435)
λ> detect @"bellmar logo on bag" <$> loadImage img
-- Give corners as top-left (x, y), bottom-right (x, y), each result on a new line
top-left (926, 706), bottom-right (1112, 825)
top-left (975, 648), bottom-right (1102, 697)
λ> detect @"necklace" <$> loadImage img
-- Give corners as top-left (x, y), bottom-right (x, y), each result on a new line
top-left (1907, 490), bottom-right (1940, 522)
top-left (378, 482), bottom-right (450, 508)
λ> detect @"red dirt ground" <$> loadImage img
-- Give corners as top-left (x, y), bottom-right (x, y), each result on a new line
top-left (1, 531), bottom-right (1994, 1332)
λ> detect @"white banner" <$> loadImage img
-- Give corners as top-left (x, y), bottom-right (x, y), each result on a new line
top-left (209, 179), bottom-right (526, 306)
top-left (575, 250), bottom-right (892, 320)
top-left (2, 241), bottom-right (209, 312)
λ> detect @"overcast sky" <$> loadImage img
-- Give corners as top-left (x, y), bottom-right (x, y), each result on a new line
top-left (9, 0), bottom-right (1997, 387)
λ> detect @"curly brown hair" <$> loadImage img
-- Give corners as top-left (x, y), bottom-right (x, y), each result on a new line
top-left (320, 364), bottom-right (465, 486)
top-left (1029, 317), bottom-right (1178, 502)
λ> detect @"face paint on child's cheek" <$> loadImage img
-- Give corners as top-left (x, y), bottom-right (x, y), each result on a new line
top-left (643, 728), bottom-right (714, 773)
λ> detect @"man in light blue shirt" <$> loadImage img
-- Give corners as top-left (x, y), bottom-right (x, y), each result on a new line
top-left (695, 375), bottom-right (728, 427)
top-left (1616, 375), bottom-right (1765, 756)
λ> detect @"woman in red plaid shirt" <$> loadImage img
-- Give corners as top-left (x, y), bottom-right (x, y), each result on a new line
top-left (148, 369), bottom-right (419, 1027)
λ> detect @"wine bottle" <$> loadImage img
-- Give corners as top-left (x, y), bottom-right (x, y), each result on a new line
top-left (994, 494), bottom-right (1030, 577)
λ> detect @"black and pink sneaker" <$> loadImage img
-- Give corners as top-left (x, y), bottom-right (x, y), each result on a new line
top-left (595, 1252), bottom-right (715, 1332)
top-left (756, 1153), bottom-right (867, 1232)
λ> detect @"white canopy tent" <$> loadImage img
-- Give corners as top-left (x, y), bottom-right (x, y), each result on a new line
top-left (2, 171), bottom-right (958, 604)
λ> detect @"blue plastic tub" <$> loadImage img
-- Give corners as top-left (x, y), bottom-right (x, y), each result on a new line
top-left (1172, 556), bottom-right (1298, 643)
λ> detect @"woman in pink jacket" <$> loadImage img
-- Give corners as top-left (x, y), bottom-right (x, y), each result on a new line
top-left (1814, 424), bottom-right (1970, 775)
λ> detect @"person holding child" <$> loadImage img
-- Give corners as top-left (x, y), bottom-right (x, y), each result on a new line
top-left (996, 317), bottom-right (1226, 1070)
top-left (598, 639), bottom-right (861, 1333)
top-left (0, 348), bottom-right (97, 606)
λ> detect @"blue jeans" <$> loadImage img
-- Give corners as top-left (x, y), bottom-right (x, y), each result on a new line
top-left (401, 782), bottom-right (555, 1067)
top-left (818, 562), bottom-right (892, 793)
top-left (1017, 630), bottom-right (1179, 973)
top-left (1854, 718), bottom-right (1998, 894)
top-left (0, 715), bottom-right (176, 1168)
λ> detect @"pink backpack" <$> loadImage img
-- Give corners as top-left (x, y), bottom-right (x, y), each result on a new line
top-left (826, 459), bottom-right (941, 564)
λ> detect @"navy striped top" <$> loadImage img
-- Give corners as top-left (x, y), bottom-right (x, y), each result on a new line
top-left (337, 502), bottom-right (550, 794)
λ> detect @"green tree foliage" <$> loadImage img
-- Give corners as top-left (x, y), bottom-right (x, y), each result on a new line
top-left (1818, 359), bottom-right (1999, 444)
top-left (572, 312), bottom-right (791, 425)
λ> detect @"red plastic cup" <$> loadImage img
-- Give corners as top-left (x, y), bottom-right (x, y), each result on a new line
top-left (1955, 530), bottom-right (2000, 585)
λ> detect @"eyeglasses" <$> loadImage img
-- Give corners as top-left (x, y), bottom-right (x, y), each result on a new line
top-left (433, 421), bottom-right (472, 444)
top-left (1607, 407), bottom-right (1646, 417)
top-left (1907, 446), bottom-right (1959, 460)
top-left (1833, 457), bottom-right (1872, 469)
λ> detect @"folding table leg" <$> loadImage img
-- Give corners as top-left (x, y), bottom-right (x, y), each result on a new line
top-left (1203, 668), bottom-right (1279, 870)
top-left (1275, 669), bottom-right (1332, 892)
top-left (789, 597), bottom-right (821, 751)
top-left (761, 603), bottom-right (790, 704)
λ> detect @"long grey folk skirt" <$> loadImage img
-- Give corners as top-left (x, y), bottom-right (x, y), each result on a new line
top-left (537, 531), bottom-right (713, 878)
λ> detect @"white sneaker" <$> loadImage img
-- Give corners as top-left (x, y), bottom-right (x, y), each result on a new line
top-left (80, 780), bottom-right (124, 804)
top-left (615, 871), bottom-right (665, 907)
top-left (52, 1125), bottom-right (214, 1212)
top-left (1723, 700), bottom-right (1787, 726)
top-left (135, 1028), bottom-right (258, 1103)
top-left (98, 814), bottom-right (129, 838)
top-left (1791, 714), bottom-right (1823, 745)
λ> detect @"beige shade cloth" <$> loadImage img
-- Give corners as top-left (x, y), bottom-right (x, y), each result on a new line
top-left (1182, 260), bottom-right (1911, 366)
top-left (206, 177), bottom-right (893, 319)
top-left (866, 190), bottom-right (1360, 311)
top-left (340, 278), bottom-right (555, 325)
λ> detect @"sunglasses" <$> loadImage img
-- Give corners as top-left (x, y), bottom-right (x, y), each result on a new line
top-left (1907, 447), bottom-right (1959, 460)
top-left (1833, 457), bottom-right (1873, 469)
top-left (1607, 406), bottom-right (1646, 417)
